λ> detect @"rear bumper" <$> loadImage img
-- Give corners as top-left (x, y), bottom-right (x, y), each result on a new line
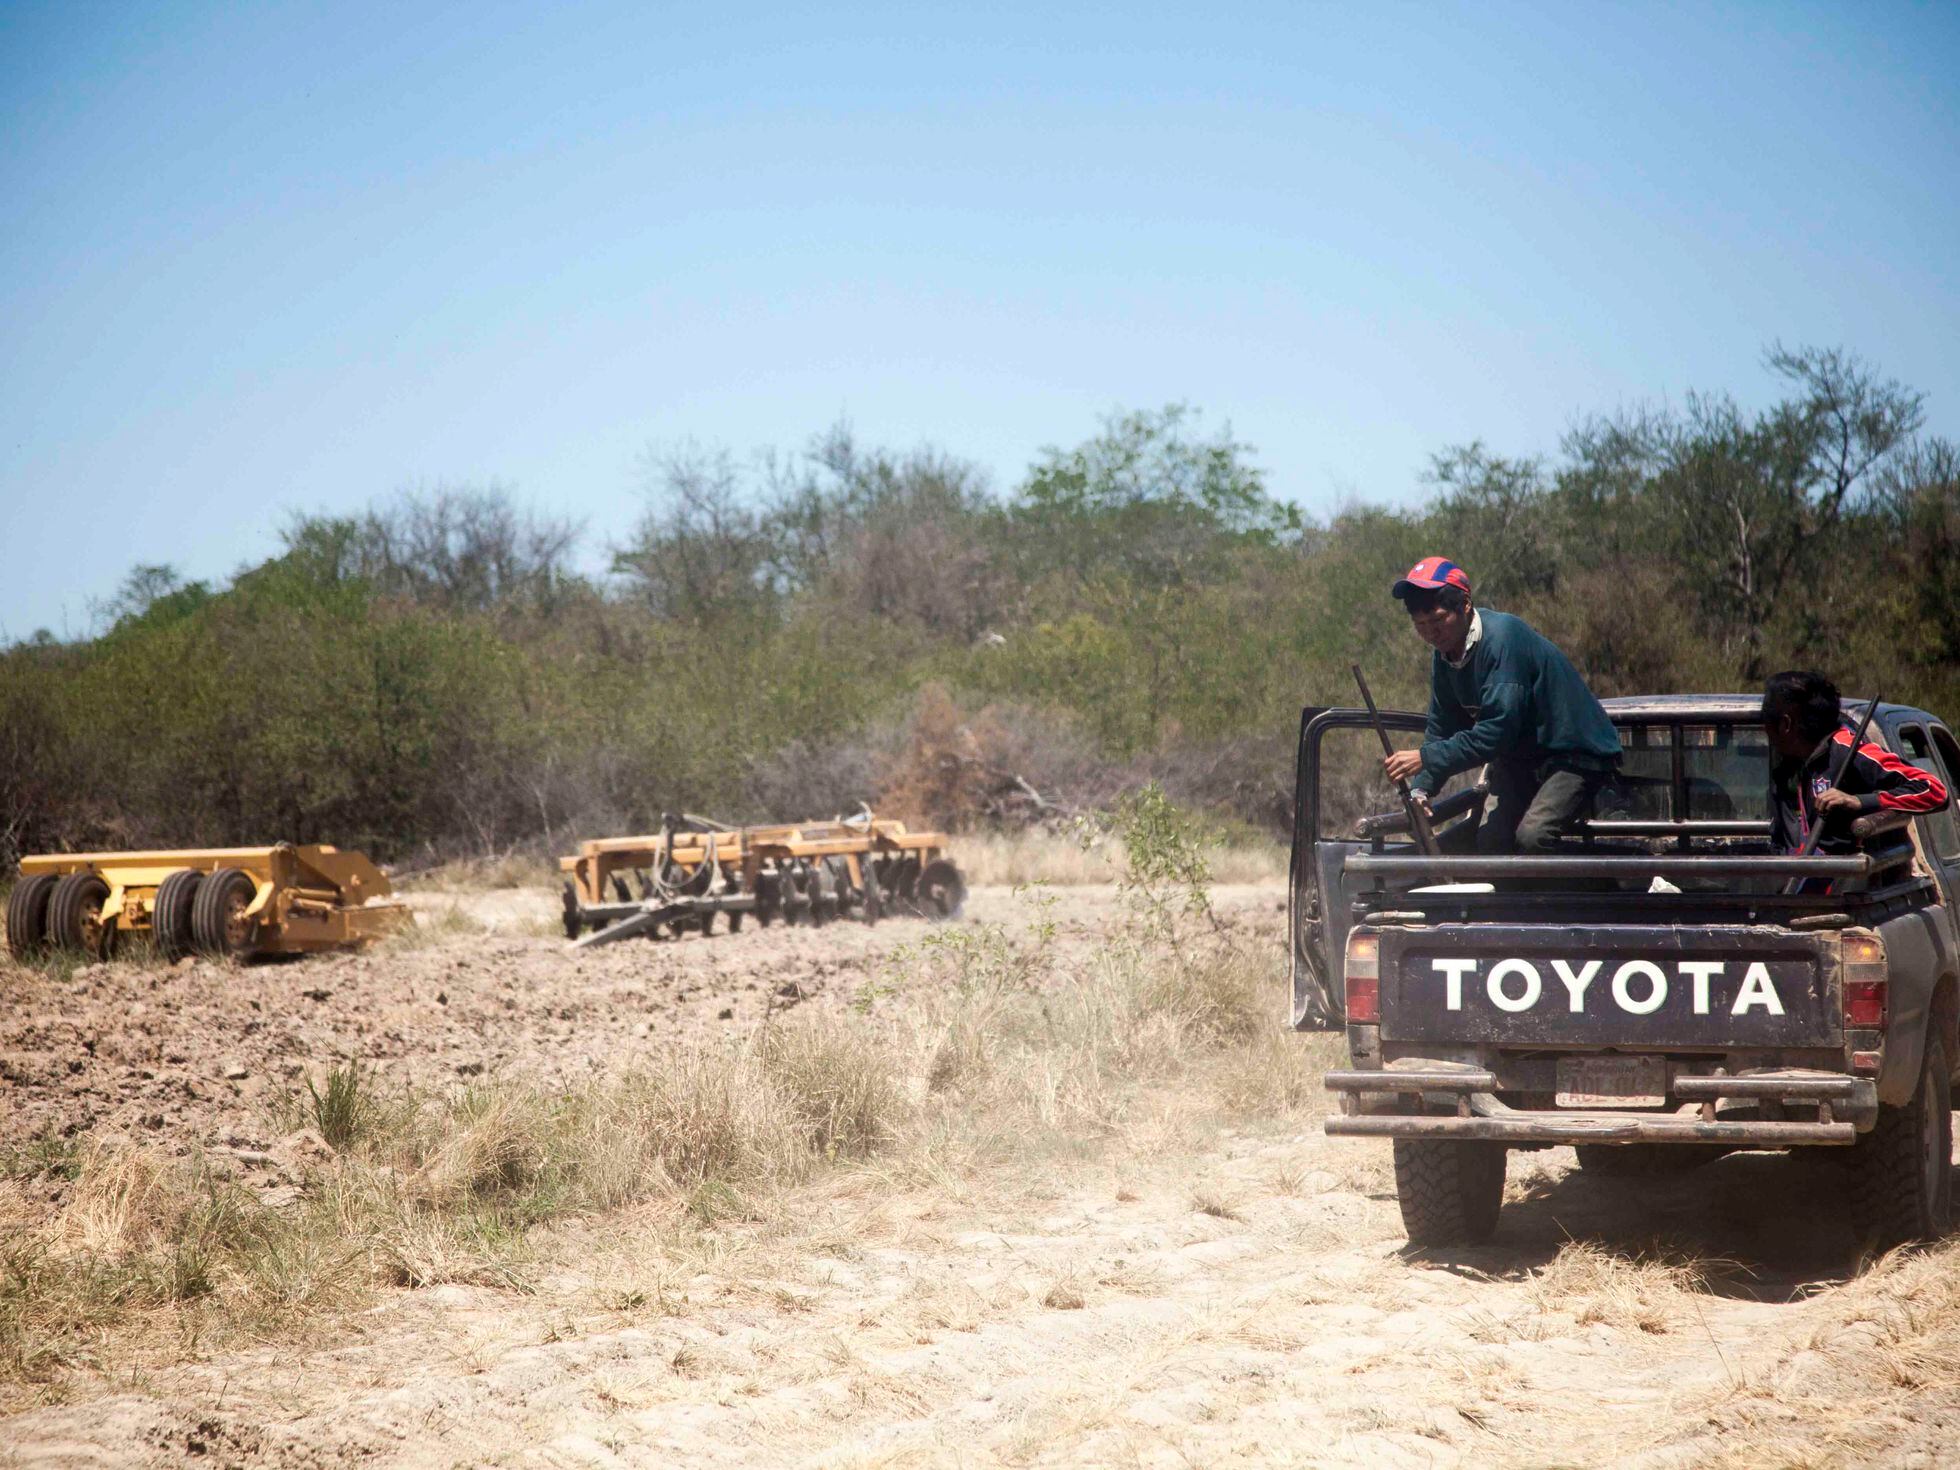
top-left (1322, 1067), bottom-right (1872, 1146)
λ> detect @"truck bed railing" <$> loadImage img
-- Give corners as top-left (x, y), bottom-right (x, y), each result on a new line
top-left (1346, 852), bottom-right (1871, 880)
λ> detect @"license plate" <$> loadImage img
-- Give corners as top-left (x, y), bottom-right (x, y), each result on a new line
top-left (1556, 1056), bottom-right (1666, 1108)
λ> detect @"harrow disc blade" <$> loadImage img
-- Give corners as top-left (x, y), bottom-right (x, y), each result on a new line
top-left (918, 860), bottom-right (967, 920)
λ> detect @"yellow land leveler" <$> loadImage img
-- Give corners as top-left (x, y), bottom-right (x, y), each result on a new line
top-left (560, 811), bottom-right (966, 948)
top-left (5, 845), bottom-right (412, 962)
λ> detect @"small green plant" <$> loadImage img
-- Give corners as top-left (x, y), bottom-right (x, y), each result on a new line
top-left (305, 1062), bottom-right (372, 1152)
top-left (0, 1131), bottom-right (81, 1182)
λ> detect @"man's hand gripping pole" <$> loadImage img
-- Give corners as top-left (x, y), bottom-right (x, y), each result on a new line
top-left (1352, 663), bottom-right (1439, 856)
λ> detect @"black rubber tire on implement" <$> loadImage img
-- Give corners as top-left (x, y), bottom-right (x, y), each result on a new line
top-left (191, 866), bottom-right (258, 959)
top-left (5, 873), bottom-right (60, 961)
top-left (48, 872), bottom-right (114, 959)
top-left (861, 861), bottom-right (882, 925)
top-left (1848, 1031), bottom-right (1954, 1249)
top-left (891, 856), bottom-right (921, 913)
top-left (1392, 1139), bottom-right (1506, 1247)
top-left (918, 860), bottom-right (966, 920)
top-left (152, 869), bottom-right (203, 963)
top-left (1574, 1144), bottom-right (1727, 1177)
top-left (810, 862), bottom-right (836, 927)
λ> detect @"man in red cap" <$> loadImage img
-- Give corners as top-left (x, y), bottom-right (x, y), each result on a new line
top-left (1382, 557), bottom-right (1621, 854)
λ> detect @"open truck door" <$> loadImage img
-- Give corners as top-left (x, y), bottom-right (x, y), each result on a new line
top-left (1290, 704), bottom-right (1433, 1029)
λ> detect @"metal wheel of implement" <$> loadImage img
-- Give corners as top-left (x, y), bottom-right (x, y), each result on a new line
top-left (48, 871), bottom-right (114, 959)
top-left (918, 860), bottom-right (967, 920)
top-left (153, 869), bottom-right (204, 963)
top-left (5, 873), bottom-right (60, 961)
top-left (191, 867), bottom-right (259, 959)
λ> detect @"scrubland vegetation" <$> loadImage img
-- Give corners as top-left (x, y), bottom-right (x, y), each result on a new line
top-left (4, 344), bottom-right (1955, 872)
top-left (0, 798), bottom-right (1317, 1407)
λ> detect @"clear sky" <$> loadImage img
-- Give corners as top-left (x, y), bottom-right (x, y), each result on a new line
top-left (3, 1), bottom-right (1957, 640)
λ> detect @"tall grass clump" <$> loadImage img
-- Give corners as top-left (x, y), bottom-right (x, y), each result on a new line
top-left (306, 1062), bottom-right (374, 1151)
top-left (874, 785), bottom-right (1322, 1149)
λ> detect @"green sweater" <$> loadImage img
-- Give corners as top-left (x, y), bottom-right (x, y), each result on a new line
top-left (1410, 610), bottom-right (1621, 795)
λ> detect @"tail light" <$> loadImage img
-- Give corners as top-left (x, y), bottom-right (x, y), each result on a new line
top-left (1842, 933), bottom-right (1886, 1027)
top-left (1345, 932), bottom-right (1380, 1023)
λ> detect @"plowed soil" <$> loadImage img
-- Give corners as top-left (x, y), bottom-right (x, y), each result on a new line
top-left (3, 884), bottom-right (1956, 1467)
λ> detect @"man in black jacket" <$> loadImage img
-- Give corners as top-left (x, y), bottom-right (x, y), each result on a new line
top-left (1761, 670), bottom-right (1948, 855)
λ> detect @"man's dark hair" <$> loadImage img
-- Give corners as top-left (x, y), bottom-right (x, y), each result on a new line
top-left (1401, 585), bottom-right (1469, 616)
top-left (1762, 670), bottom-right (1842, 741)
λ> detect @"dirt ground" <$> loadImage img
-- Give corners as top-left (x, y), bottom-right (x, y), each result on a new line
top-left (4, 883), bottom-right (1957, 1467)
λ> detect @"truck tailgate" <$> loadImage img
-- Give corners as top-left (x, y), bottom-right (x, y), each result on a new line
top-left (1377, 924), bottom-right (1839, 1047)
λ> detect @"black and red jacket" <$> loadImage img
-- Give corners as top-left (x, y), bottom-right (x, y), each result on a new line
top-left (1768, 725), bottom-right (1950, 855)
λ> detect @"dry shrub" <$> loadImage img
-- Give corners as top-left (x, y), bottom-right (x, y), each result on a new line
top-left (1137, 944), bottom-right (1270, 1048)
top-left (1643, 1240), bottom-right (1960, 1467)
top-left (55, 1144), bottom-right (191, 1256)
top-left (876, 683), bottom-right (1107, 831)
top-left (385, 902), bottom-right (488, 949)
top-left (757, 1020), bottom-right (908, 1162)
top-left (410, 1089), bottom-right (556, 1207)
top-left (1216, 1028), bottom-right (1341, 1116)
top-left (399, 853), bottom-right (558, 892)
top-left (600, 1047), bottom-right (797, 1194)
top-left (1527, 1240), bottom-right (1721, 1335)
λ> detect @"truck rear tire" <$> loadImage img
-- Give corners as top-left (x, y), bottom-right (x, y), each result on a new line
top-left (1392, 1139), bottom-right (1506, 1246)
top-left (1848, 1033), bottom-right (1953, 1249)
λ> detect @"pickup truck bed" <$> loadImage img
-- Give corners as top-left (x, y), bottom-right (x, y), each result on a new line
top-left (1290, 696), bottom-right (1960, 1249)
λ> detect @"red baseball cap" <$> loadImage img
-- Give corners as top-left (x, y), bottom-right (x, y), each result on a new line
top-left (1390, 556), bottom-right (1471, 600)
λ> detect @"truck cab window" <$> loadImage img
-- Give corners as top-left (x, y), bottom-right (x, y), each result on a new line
top-left (1904, 725), bottom-right (1960, 861)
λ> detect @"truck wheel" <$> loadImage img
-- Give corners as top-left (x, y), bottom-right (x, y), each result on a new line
top-left (153, 869), bottom-right (203, 962)
top-left (48, 872), bottom-right (114, 959)
top-left (1848, 1032), bottom-right (1954, 1248)
top-left (5, 873), bottom-right (60, 960)
top-left (191, 867), bottom-right (258, 958)
top-left (1392, 1139), bottom-right (1505, 1246)
top-left (1575, 1144), bottom-right (1726, 1177)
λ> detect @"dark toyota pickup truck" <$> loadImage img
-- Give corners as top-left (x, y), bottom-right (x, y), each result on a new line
top-left (1290, 695), bottom-right (1960, 1247)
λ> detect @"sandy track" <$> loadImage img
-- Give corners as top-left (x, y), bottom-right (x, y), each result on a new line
top-left (4, 884), bottom-right (1955, 1467)
top-left (7, 1131), bottom-right (1943, 1467)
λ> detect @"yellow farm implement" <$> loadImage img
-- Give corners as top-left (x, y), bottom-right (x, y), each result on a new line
top-left (560, 811), bottom-right (965, 948)
top-left (5, 845), bottom-right (411, 962)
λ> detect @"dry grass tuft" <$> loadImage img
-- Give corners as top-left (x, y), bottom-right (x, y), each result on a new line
top-left (1630, 1240), bottom-right (1960, 1467)
top-left (1526, 1239), bottom-right (1726, 1336)
top-left (1041, 1276), bottom-right (1088, 1310)
top-left (954, 830), bottom-right (1285, 888)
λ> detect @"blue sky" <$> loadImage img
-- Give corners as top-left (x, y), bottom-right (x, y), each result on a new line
top-left (3, 1), bottom-right (1957, 639)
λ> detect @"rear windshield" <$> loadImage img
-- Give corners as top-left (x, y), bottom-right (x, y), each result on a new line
top-left (1608, 722), bottom-right (1773, 823)
top-left (1320, 717), bottom-right (1779, 841)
